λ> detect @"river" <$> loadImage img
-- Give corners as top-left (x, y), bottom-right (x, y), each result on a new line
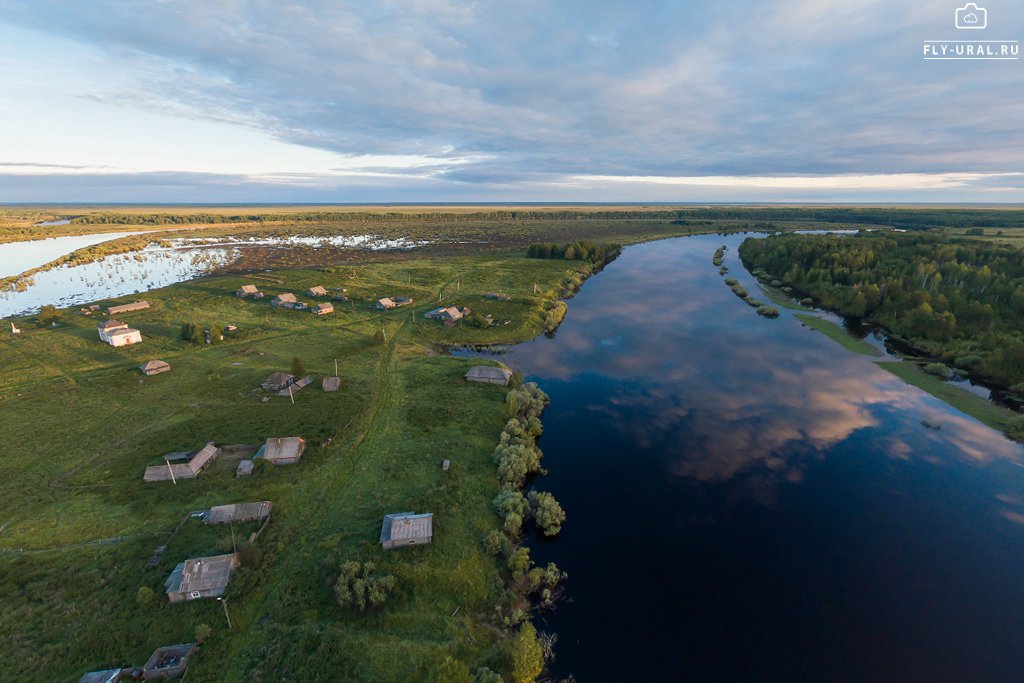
top-left (0, 231), bottom-right (143, 279)
top-left (493, 234), bottom-right (1024, 682)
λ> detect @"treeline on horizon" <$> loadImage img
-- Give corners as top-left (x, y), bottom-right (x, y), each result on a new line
top-left (66, 207), bottom-right (1024, 229)
top-left (739, 232), bottom-right (1024, 390)
top-left (526, 240), bottom-right (622, 264)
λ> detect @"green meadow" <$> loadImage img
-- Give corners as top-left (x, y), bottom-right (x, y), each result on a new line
top-left (0, 253), bottom-right (581, 681)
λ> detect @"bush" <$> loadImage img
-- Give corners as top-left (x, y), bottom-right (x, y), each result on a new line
top-left (290, 356), bottom-right (306, 377)
top-left (473, 667), bottom-right (504, 683)
top-left (494, 489), bottom-right (529, 534)
top-left (528, 491), bottom-right (566, 536)
top-left (544, 301), bottom-right (567, 334)
top-left (195, 623), bottom-right (212, 643)
top-left (334, 561), bottom-right (396, 612)
top-left (135, 586), bottom-right (154, 606)
top-left (923, 363), bottom-right (954, 379)
top-left (1005, 417), bottom-right (1024, 443)
top-left (511, 622), bottom-right (545, 683)
top-left (483, 530), bottom-right (506, 555)
top-left (36, 304), bottom-right (60, 327)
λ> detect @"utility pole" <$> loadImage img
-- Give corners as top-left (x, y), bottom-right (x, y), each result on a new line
top-left (165, 459), bottom-right (177, 485)
top-left (334, 358), bottom-right (339, 376)
top-left (288, 383), bottom-right (294, 404)
top-left (218, 597), bottom-right (232, 629)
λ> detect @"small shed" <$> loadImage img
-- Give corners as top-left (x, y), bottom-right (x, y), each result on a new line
top-left (236, 460), bottom-right (254, 477)
top-left (142, 644), bottom-right (197, 679)
top-left (139, 360), bottom-right (170, 376)
top-left (261, 371), bottom-right (295, 392)
top-left (424, 306), bottom-right (468, 322)
top-left (107, 328), bottom-right (142, 347)
top-left (207, 501), bottom-right (272, 524)
top-left (237, 284), bottom-right (260, 298)
top-left (322, 376), bottom-right (342, 392)
top-left (380, 512), bottom-right (434, 549)
top-left (307, 286), bottom-right (328, 297)
top-left (165, 554), bottom-right (239, 602)
top-left (312, 302), bottom-right (334, 316)
top-left (465, 366), bottom-right (513, 386)
top-left (272, 293), bottom-right (297, 307)
top-left (256, 437), bottom-right (306, 465)
top-left (143, 443), bottom-right (220, 482)
top-left (376, 298), bottom-right (396, 310)
top-left (108, 301), bottom-right (150, 315)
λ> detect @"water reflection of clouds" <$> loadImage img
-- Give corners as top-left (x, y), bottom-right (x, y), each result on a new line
top-left (509, 235), bottom-right (1023, 501)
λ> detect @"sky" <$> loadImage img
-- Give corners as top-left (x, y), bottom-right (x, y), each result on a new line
top-left (0, 0), bottom-right (1022, 203)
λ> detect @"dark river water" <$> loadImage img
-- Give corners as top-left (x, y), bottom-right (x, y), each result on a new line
top-left (495, 234), bottom-right (1024, 682)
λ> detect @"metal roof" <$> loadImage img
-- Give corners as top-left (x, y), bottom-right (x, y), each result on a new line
top-left (380, 512), bottom-right (433, 543)
top-left (165, 554), bottom-right (238, 596)
top-left (261, 437), bottom-right (306, 463)
top-left (207, 501), bottom-right (272, 524)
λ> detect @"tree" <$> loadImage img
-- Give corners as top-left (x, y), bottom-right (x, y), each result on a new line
top-left (334, 561), bottom-right (397, 612)
top-left (290, 356), bottom-right (306, 377)
top-left (511, 622), bottom-right (545, 683)
top-left (36, 304), bottom-right (60, 327)
top-left (528, 491), bottom-right (566, 536)
top-left (473, 667), bottom-right (504, 683)
top-left (425, 656), bottom-right (472, 683)
top-left (194, 623), bottom-right (212, 643)
top-left (135, 586), bottom-right (155, 606)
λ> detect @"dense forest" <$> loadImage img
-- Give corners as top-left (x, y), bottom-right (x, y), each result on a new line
top-left (739, 232), bottom-right (1024, 390)
top-left (526, 240), bottom-right (622, 265)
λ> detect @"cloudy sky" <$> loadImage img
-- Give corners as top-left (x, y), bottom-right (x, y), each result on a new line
top-left (0, 0), bottom-right (1021, 203)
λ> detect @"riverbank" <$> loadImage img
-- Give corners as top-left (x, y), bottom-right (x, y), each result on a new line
top-left (0, 252), bottom-right (598, 681)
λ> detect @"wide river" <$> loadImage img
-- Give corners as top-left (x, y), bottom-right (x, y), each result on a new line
top-left (495, 234), bottom-right (1024, 682)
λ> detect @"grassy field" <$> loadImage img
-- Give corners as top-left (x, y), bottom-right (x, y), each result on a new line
top-left (793, 314), bottom-right (882, 357)
top-left (0, 252), bottom-right (586, 681)
top-left (875, 361), bottom-right (1019, 434)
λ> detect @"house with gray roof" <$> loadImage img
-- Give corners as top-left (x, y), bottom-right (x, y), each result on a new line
top-left (380, 512), bottom-right (433, 549)
top-left (165, 553), bottom-right (239, 603)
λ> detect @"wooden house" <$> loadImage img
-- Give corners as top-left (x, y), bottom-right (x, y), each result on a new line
top-left (261, 372), bottom-right (295, 392)
top-left (271, 293), bottom-right (297, 307)
top-left (307, 286), bottom-right (328, 296)
top-left (465, 366), bottom-right (513, 386)
top-left (97, 320), bottom-right (128, 342)
top-left (143, 443), bottom-right (220, 482)
top-left (256, 437), bottom-right (306, 465)
top-left (380, 512), bottom-right (433, 549)
top-left (165, 554), bottom-right (239, 602)
top-left (424, 306), bottom-right (469, 323)
top-left (207, 501), bottom-right (272, 525)
top-left (139, 360), bottom-right (170, 376)
top-left (312, 303), bottom-right (334, 316)
top-left (142, 644), bottom-right (197, 679)
top-left (107, 301), bottom-right (150, 315)
top-left (376, 298), bottom-right (397, 310)
top-left (236, 284), bottom-right (261, 298)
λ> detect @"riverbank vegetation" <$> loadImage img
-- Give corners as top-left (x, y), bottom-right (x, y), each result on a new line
top-left (0, 250), bottom-right (589, 681)
top-left (793, 314), bottom-right (881, 357)
top-left (740, 232), bottom-right (1024, 394)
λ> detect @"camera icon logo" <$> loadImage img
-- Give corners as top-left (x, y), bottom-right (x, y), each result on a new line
top-left (955, 3), bottom-right (987, 29)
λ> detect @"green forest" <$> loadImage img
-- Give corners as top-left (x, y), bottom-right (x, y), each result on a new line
top-left (739, 232), bottom-right (1024, 391)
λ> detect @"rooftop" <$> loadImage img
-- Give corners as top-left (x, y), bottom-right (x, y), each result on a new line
top-left (380, 512), bottom-right (433, 543)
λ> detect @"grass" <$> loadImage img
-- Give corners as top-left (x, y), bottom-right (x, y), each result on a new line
top-left (0, 251), bottom-right (589, 681)
top-left (794, 313), bottom-right (882, 357)
top-left (876, 361), bottom-right (1019, 433)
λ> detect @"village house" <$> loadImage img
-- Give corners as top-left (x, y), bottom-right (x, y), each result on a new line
top-left (307, 285), bottom-right (328, 296)
top-left (465, 366), bottom-right (513, 386)
top-left (380, 512), bottom-right (433, 549)
top-left (376, 297), bottom-right (397, 310)
top-left (165, 554), bottom-right (239, 602)
top-left (139, 360), bottom-right (170, 376)
top-left (256, 436), bottom-right (306, 465)
top-left (206, 501), bottom-right (273, 525)
top-left (236, 284), bottom-right (262, 298)
top-left (278, 375), bottom-right (314, 396)
top-left (261, 371), bottom-right (295, 392)
top-left (142, 644), bottom-right (197, 680)
top-left (107, 301), bottom-right (150, 315)
top-left (271, 292), bottom-right (298, 307)
top-left (143, 443), bottom-right (220, 482)
top-left (424, 306), bottom-right (469, 323)
top-left (312, 302), bottom-right (334, 316)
